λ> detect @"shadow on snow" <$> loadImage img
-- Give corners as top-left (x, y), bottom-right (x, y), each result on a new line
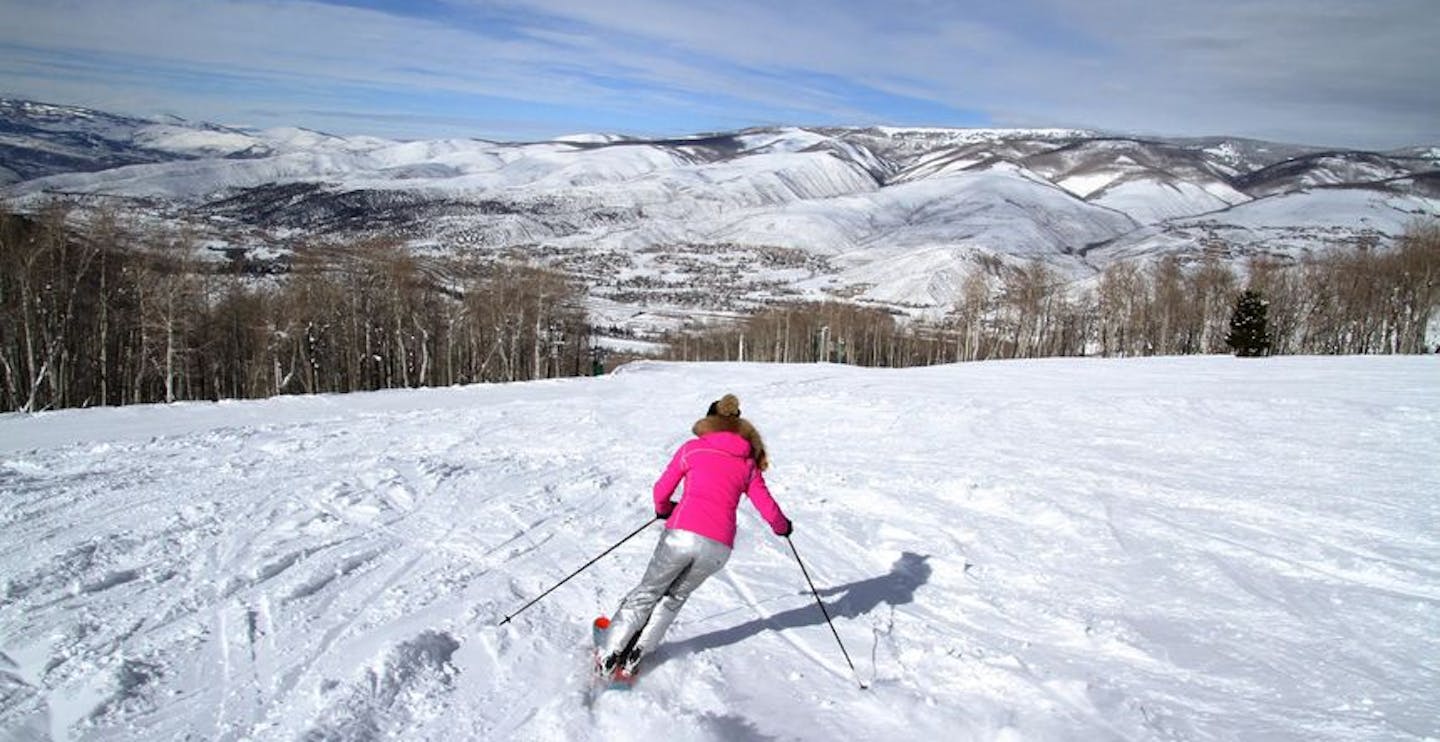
top-left (656, 551), bottom-right (931, 665)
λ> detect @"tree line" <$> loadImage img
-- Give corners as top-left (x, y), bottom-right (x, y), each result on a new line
top-left (1, 204), bottom-right (590, 413)
top-left (662, 222), bottom-right (1440, 365)
top-left (3, 201), bottom-right (1435, 414)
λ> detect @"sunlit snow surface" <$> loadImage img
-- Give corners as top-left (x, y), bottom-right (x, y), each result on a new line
top-left (1, 356), bottom-right (1438, 741)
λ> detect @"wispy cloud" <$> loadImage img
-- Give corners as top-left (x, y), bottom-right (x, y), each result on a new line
top-left (0, 0), bottom-right (1434, 147)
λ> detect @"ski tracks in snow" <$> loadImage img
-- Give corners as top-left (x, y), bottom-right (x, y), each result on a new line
top-left (0, 399), bottom-right (574, 740)
top-left (2, 358), bottom-right (1438, 740)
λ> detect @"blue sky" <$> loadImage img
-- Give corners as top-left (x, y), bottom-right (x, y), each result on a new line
top-left (1, 0), bottom-right (1435, 148)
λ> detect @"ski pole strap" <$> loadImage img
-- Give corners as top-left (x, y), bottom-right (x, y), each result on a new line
top-left (786, 536), bottom-right (867, 690)
top-left (500, 517), bottom-right (659, 626)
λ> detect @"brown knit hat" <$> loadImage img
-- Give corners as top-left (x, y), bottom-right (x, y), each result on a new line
top-left (714, 394), bottom-right (741, 417)
top-left (706, 394), bottom-right (741, 418)
top-left (694, 394), bottom-right (767, 470)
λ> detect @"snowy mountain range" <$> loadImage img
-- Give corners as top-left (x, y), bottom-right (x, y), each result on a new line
top-left (3, 99), bottom-right (1437, 324)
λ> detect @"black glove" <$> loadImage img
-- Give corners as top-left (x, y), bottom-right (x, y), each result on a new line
top-left (656, 501), bottom-right (676, 520)
top-left (774, 517), bottom-right (793, 537)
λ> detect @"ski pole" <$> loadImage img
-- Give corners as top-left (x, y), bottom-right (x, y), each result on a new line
top-left (499, 517), bottom-right (659, 626)
top-left (786, 535), bottom-right (868, 690)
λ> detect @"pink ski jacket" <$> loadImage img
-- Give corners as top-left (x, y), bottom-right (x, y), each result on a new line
top-left (653, 431), bottom-right (788, 548)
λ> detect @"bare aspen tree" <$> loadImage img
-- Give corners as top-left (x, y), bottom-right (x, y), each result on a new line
top-left (8, 203), bottom-right (103, 411)
top-left (138, 226), bottom-right (204, 403)
top-left (1390, 221), bottom-right (1440, 353)
top-left (1097, 261), bottom-right (1146, 356)
top-left (0, 205), bottom-right (33, 409)
top-left (1008, 259), bottom-right (1065, 358)
top-left (953, 268), bottom-right (993, 362)
top-left (1149, 256), bottom-right (1186, 354)
top-left (1188, 255), bottom-right (1237, 354)
top-left (85, 206), bottom-right (125, 406)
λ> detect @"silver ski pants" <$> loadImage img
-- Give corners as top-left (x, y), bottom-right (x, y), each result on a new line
top-left (602, 528), bottom-right (731, 659)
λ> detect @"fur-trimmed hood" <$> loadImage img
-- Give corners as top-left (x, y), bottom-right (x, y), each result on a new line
top-left (692, 414), bottom-right (769, 471)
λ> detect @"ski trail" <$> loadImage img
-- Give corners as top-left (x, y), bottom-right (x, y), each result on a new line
top-left (3, 357), bottom-right (1437, 740)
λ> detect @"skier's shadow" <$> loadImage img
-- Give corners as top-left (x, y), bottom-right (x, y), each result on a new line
top-left (654, 551), bottom-right (931, 666)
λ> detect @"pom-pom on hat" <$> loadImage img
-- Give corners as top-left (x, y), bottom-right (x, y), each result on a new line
top-left (708, 394), bottom-right (741, 417)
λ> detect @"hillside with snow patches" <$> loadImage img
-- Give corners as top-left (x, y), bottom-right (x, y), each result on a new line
top-left (2, 99), bottom-right (1438, 324)
top-left (2, 356), bottom-right (1438, 741)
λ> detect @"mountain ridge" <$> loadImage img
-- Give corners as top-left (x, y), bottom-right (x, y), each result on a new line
top-left (2, 98), bottom-right (1436, 326)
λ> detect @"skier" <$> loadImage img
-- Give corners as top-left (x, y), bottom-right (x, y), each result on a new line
top-left (596, 393), bottom-right (792, 681)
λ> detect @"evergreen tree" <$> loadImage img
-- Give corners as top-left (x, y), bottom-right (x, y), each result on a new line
top-left (1226, 289), bottom-right (1271, 357)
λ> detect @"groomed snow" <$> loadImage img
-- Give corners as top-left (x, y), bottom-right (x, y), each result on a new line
top-left (2, 356), bottom-right (1438, 741)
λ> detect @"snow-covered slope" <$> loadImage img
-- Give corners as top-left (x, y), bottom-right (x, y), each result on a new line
top-left (1089, 185), bottom-right (1439, 264)
top-left (1237, 152), bottom-right (1430, 198)
top-left (1020, 139), bottom-right (1250, 223)
top-left (0, 100), bottom-right (178, 183)
top-left (708, 163), bottom-right (1137, 306)
top-left (0, 99), bottom-right (292, 183)
top-left (2, 356), bottom-right (1437, 741)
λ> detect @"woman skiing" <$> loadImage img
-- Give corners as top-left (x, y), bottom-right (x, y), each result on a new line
top-left (597, 393), bottom-right (792, 681)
